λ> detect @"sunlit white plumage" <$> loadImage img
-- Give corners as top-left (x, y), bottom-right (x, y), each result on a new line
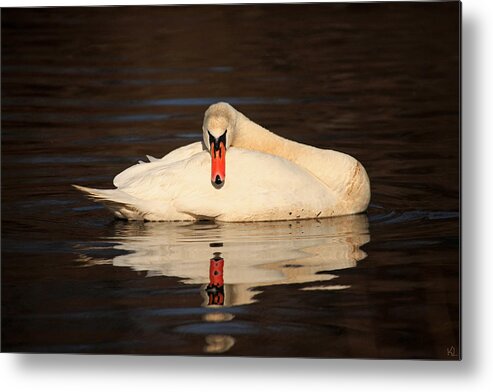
top-left (75, 102), bottom-right (370, 221)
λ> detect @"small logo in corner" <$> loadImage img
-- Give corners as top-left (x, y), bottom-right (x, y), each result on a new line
top-left (447, 345), bottom-right (458, 357)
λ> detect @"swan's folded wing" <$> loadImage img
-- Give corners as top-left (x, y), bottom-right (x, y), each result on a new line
top-left (172, 148), bottom-right (339, 221)
top-left (113, 151), bottom-right (210, 202)
top-left (113, 142), bottom-right (204, 188)
top-left (72, 184), bottom-right (149, 219)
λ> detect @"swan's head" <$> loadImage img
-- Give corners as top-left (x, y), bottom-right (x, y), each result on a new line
top-left (202, 102), bottom-right (237, 188)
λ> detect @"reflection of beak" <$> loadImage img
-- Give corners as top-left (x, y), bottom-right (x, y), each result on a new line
top-left (206, 254), bottom-right (225, 306)
top-left (209, 131), bottom-right (227, 188)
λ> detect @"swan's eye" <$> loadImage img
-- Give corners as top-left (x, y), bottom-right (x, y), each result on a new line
top-left (218, 130), bottom-right (227, 146)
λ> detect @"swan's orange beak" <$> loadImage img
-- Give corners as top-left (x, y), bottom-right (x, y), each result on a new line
top-left (211, 141), bottom-right (226, 187)
top-left (208, 130), bottom-right (227, 188)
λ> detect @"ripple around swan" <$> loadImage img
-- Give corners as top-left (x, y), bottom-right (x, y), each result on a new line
top-left (368, 209), bottom-right (459, 225)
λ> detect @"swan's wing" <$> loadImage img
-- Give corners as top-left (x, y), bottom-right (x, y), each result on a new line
top-left (172, 148), bottom-right (340, 221)
top-left (72, 184), bottom-right (197, 221)
top-left (72, 184), bottom-right (150, 219)
top-left (112, 151), bottom-right (209, 202)
top-left (113, 142), bottom-right (204, 188)
top-left (77, 147), bottom-right (342, 222)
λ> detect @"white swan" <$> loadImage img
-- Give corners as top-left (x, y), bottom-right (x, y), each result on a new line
top-left (74, 102), bottom-right (370, 221)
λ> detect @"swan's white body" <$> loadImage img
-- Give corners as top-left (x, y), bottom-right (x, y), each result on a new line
top-left (75, 103), bottom-right (370, 221)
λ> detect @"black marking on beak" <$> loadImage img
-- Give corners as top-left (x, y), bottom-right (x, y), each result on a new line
top-left (214, 175), bottom-right (223, 186)
top-left (208, 130), bottom-right (227, 157)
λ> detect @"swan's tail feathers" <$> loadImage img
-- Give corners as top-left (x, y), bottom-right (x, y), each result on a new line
top-left (137, 155), bottom-right (158, 164)
top-left (72, 184), bottom-right (146, 220)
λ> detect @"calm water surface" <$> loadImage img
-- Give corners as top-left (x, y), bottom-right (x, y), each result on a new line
top-left (1, 3), bottom-right (460, 358)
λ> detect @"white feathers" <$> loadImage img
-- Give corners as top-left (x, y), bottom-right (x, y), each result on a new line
top-left (74, 103), bottom-right (370, 221)
top-left (75, 147), bottom-right (340, 221)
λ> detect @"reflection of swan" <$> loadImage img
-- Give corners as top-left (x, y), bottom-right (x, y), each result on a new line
top-left (74, 102), bottom-right (370, 221)
top-left (79, 214), bottom-right (370, 306)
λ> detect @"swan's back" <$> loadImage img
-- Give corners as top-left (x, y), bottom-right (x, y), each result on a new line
top-left (185, 148), bottom-right (338, 221)
top-left (78, 146), bottom-right (339, 222)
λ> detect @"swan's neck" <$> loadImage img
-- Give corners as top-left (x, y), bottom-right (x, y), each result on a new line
top-left (233, 112), bottom-right (311, 163)
top-left (231, 110), bottom-right (363, 196)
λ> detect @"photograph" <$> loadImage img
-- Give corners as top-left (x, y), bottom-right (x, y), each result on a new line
top-left (1, 1), bottom-right (460, 359)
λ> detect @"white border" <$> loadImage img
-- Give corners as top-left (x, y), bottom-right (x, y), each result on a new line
top-left (2, 0), bottom-right (492, 391)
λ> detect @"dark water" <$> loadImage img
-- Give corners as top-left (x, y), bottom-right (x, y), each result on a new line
top-left (1, 3), bottom-right (460, 358)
